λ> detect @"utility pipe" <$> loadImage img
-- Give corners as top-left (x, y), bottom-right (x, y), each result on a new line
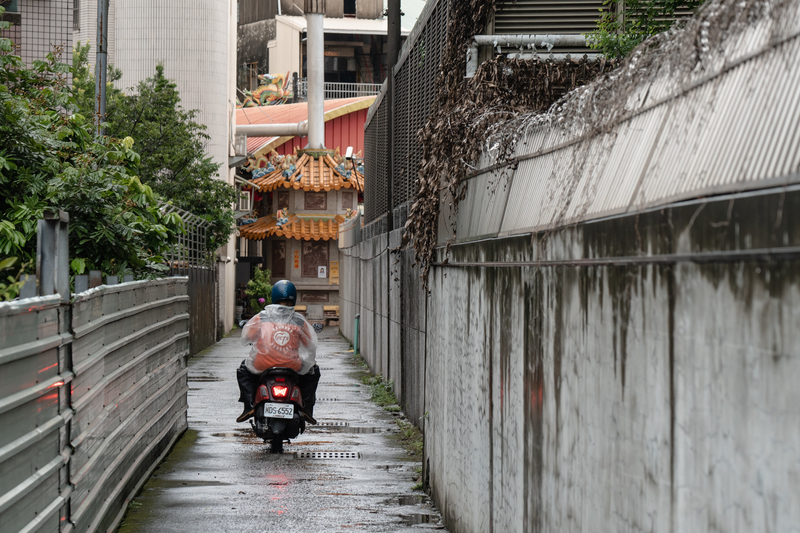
top-left (94, 0), bottom-right (110, 135)
top-left (305, 0), bottom-right (325, 149)
top-left (506, 52), bottom-right (600, 62)
top-left (236, 121), bottom-right (309, 138)
top-left (386, 0), bottom-right (400, 231)
top-left (466, 34), bottom-right (588, 77)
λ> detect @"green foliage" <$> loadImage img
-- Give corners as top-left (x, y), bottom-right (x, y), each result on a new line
top-left (72, 43), bottom-right (237, 251)
top-left (0, 257), bottom-right (29, 301)
top-left (397, 419), bottom-right (424, 460)
top-left (362, 373), bottom-right (401, 410)
top-left (0, 14), bottom-right (183, 288)
top-left (245, 266), bottom-right (273, 313)
top-left (587, 0), bottom-right (704, 59)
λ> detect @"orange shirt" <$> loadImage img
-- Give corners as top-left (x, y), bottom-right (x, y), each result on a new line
top-left (248, 320), bottom-right (314, 372)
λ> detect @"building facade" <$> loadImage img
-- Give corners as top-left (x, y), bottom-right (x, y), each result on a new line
top-left (235, 97), bottom-right (373, 322)
top-left (1, 0), bottom-right (72, 68)
top-left (72, 0), bottom-right (239, 335)
top-left (237, 0), bottom-right (406, 92)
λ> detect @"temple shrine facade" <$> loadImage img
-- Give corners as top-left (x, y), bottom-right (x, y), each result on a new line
top-left (235, 97), bottom-right (371, 324)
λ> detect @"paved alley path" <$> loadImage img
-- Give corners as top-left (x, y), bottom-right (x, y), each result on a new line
top-left (117, 329), bottom-right (445, 532)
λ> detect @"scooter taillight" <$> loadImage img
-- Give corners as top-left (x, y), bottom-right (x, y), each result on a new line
top-left (272, 385), bottom-right (289, 399)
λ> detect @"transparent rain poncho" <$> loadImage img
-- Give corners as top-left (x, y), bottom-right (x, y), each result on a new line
top-left (240, 305), bottom-right (317, 375)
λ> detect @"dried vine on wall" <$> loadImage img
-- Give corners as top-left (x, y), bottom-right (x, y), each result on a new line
top-left (405, 0), bottom-right (795, 285)
top-left (403, 0), bottom-right (611, 284)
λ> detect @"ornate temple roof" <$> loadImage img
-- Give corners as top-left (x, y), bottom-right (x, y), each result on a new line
top-left (246, 151), bottom-right (365, 193)
top-left (238, 214), bottom-right (346, 241)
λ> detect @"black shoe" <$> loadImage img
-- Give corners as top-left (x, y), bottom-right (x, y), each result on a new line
top-left (237, 406), bottom-right (254, 423)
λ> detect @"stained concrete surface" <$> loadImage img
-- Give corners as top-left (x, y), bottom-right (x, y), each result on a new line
top-left (116, 329), bottom-right (445, 532)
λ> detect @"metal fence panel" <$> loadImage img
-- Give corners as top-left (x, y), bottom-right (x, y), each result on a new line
top-left (363, 0), bottom-right (449, 227)
top-left (0, 295), bottom-right (70, 533)
top-left (0, 277), bottom-right (190, 533)
top-left (69, 278), bottom-right (189, 532)
top-left (162, 203), bottom-right (217, 355)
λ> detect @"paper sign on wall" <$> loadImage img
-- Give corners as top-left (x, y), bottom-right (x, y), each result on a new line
top-left (329, 261), bottom-right (339, 285)
top-left (318, 266), bottom-right (327, 278)
top-left (293, 250), bottom-right (300, 269)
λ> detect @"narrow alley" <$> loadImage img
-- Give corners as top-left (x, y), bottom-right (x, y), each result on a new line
top-left (115, 329), bottom-right (445, 532)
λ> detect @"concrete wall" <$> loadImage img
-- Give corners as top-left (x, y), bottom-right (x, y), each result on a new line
top-left (339, 227), bottom-right (428, 423)
top-left (422, 188), bottom-right (800, 533)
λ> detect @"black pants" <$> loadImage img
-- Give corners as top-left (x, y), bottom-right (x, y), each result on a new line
top-left (236, 361), bottom-right (321, 417)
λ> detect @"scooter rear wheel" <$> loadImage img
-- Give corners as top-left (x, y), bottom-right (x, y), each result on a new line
top-left (270, 436), bottom-right (284, 454)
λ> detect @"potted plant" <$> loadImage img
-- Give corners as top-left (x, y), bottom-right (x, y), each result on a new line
top-left (246, 266), bottom-right (273, 314)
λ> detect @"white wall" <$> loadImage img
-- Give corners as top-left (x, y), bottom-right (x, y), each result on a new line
top-left (270, 19), bottom-right (300, 76)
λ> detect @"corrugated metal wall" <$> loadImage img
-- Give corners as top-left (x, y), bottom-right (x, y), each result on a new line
top-left (0, 278), bottom-right (190, 533)
top-left (0, 294), bottom-right (71, 533)
top-left (274, 108), bottom-right (369, 156)
top-left (493, 0), bottom-right (605, 36)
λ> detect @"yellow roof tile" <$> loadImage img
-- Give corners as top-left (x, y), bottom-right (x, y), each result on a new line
top-left (247, 150), bottom-right (364, 193)
top-left (239, 214), bottom-right (346, 241)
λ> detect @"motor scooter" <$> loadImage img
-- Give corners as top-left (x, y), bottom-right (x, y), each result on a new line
top-left (251, 367), bottom-right (317, 453)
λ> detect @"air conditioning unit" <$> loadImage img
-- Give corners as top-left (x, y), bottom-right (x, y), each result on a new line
top-left (238, 189), bottom-right (252, 212)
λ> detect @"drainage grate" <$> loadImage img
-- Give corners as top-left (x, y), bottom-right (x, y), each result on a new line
top-left (316, 398), bottom-right (340, 402)
top-left (318, 421), bottom-right (349, 426)
top-left (294, 451), bottom-right (361, 459)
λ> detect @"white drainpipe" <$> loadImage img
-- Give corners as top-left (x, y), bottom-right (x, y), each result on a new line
top-left (466, 34), bottom-right (589, 78)
top-left (236, 121), bottom-right (309, 138)
top-left (306, 10), bottom-right (325, 149)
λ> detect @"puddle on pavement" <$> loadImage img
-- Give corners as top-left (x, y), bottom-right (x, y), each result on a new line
top-left (398, 513), bottom-right (438, 526)
top-left (318, 426), bottom-right (383, 434)
top-left (154, 479), bottom-right (231, 488)
top-left (398, 495), bottom-right (426, 506)
top-left (211, 430), bottom-right (252, 438)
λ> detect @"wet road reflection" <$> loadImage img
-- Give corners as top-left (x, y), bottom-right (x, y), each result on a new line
top-left (116, 329), bottom-right (446, 532)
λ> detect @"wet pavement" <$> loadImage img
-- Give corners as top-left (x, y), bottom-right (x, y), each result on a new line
top-left (116, 329), bottom-right (446, 532)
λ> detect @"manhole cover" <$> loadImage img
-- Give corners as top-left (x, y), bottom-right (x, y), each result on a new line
top-left (295, 451), bottom-right (361, 459)
top-left (318, 421), bottom-right (350, 426)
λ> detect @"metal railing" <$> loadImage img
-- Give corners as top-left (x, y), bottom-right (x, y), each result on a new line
top-left (295, 80), bottom-right (383, 101)
top-left (160, 203), bottom-right (217, 355)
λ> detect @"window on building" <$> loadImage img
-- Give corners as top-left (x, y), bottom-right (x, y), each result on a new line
top-left (1, 1), bottom-right (19, 13)
top-left (302, 241), bottom-right (329, 278)
top-left (73, 1), bottom-right (79, 31)
top-left (344, 0), bottom-right (356, 17)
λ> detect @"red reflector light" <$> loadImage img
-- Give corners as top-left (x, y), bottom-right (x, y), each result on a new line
top-left (272, 385), bottom-right (289, 398)
top-left (276, 377), bottom-right (286, 382)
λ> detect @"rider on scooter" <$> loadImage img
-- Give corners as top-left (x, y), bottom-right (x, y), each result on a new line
top-left (236, 280), bottom-right (321, 423)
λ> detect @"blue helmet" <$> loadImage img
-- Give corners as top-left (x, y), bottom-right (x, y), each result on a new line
top-left (271, 280), bottom-right (297, 306)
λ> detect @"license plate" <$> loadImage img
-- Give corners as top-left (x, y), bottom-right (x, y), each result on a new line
top-left (262, 402), bottom-right (294, 419)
